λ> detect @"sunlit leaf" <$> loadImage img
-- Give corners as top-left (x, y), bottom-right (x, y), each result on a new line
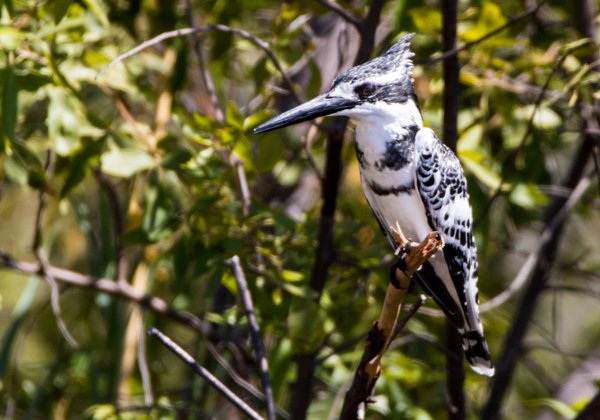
top-left (100, 147), bottom-right (155, 177)
top-left (46, 86), bottom-right (84, 156)
top-left (460, 152), bottom-right (505, 191)
top-left (509, 183), bottom-right (548, 209)
top-left (514, 105), bottom-right (561, 129)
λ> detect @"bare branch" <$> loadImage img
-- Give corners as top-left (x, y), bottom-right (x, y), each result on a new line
top-left (0, 251), bottom-right (213, 337)
top-left (137, 319), bottom-right (154, 407)
top-left (230, 152), bottom-right (252, 217)
top-left (225, 255), bottom-right (275, 420)
top-left (95, 24), bottom-right (301, 104)
top-left (440, 1), bottom-right (465, 416)
top-left (148, 328), bottom-right (263, 420)
top-left (314, 0), bottom-right (362, 29)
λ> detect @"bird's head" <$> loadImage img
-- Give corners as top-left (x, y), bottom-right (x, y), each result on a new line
top-left (254, 33), bottom-right (416, 134)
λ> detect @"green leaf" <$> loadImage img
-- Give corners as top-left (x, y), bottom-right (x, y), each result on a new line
top-left (509, 183), bottom-right (548, 209)
top-left (43, 0), bottom-right (72, 23)
top-left (0, 27), bottom-right (26, 51)
top-left (226, 100), bottom-right (245, 130)
top-left (409, 7), bottom-right (442, 34)
top-left (100, 147), bottom-right (155, 178)
top-left (46, 86), bottom-right (83, 156)
top-left (457, 124), bottom-right (483, 151)
top-left (531, 398), bottom-right (576, 419)
top-left (82, 0), bottom-right (109, 27)
top-left (460, 152), bottom-right (505, 191)
top-left (287, 297), bottom-right (325, 353)
top-left (60, 138), bottom-right (105, 197)
top-left (1, 66), bottom-right (17, 143)
top-left (282, 269), bottom-right (304, 282)
top-left (255, 133), bottom-right (284, 172)
top-left (514, 105), bottom-right (561, 129)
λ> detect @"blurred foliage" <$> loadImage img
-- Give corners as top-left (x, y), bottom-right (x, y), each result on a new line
top-left (0, 0), bottom-right (599, 418)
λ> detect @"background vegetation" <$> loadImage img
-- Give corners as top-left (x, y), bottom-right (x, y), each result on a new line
top-left (0, 0), bottom-right (599, 418)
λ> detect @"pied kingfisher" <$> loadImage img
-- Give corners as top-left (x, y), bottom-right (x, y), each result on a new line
top-left (254, 33), bottom-right (494, 376)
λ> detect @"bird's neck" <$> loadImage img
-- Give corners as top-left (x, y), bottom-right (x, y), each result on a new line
top-left (352, 100), bottom-right (423, 175)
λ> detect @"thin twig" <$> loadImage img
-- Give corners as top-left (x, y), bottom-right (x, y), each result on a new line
top-left (230, 153), bottom-right (252, 217)
top-left (390, 295), bottom-right (427, 342)
top-left (417, 0), bottom-right (547, 65)
top-left (138, 317), bottom-right (154, 406)
top-left (33, 150), bottom-right (79, 349)
top-left (314, 0), bottom-right (362, 29)
top-left (206, 340), bottom-right (290, 419)
top-left (148, 328), bottom-right (263, 420)
top-left (95, 24), bottom-right (301, 104)
top-left (225, 255), bottom-right (275, 420)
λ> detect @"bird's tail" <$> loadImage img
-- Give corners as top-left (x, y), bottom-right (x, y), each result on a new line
top-left (460, 329), bottom-right (495, 376)
top-left (413, 263), bottom-right (494, 376)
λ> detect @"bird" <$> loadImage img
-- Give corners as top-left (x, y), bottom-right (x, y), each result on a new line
top-left (254, 33), bottom-right (494, 376)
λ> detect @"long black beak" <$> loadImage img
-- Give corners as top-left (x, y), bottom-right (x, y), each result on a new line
top-left (254, 94), bottom-right (356, 134)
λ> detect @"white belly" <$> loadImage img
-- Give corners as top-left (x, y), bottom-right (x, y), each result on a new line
top-left (361, 177), bottom-right (430, 242)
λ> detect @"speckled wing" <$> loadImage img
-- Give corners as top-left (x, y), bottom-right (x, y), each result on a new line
top-left (414, 128), bottom-right (494, 376)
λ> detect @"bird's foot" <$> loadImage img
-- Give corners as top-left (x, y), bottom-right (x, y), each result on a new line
top-left (389, 260), bottom-right (410, 290)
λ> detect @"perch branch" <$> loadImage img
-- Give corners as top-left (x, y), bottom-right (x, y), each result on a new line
top-left (340, 224), bottom-right (444, 419)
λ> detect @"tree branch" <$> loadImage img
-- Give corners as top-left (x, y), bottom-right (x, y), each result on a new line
top-left (0, 251), bottom-right (213, 337)
top-left (148, 328), bottom-right (263, 420)
top-left (314, 0), bottom-right (362, 29)
top-left (340, 228), bottom-right (444, 419)
top-left (226, 255), bottom-right (275, 420)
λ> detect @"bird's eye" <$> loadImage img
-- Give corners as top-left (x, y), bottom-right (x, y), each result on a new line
top-left (355, 82), bottom-right (377, 99)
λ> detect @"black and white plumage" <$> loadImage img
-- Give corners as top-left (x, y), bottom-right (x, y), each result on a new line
top-left (254, 33), bottom-right (494, 376)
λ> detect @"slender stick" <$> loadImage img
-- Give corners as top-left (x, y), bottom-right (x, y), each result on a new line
top-left (226, 256), bottom-right (276, 420)
top-left (148, 328), bottom-right (263, 420)
top-left (0, 252), bottom-right (213, 337)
